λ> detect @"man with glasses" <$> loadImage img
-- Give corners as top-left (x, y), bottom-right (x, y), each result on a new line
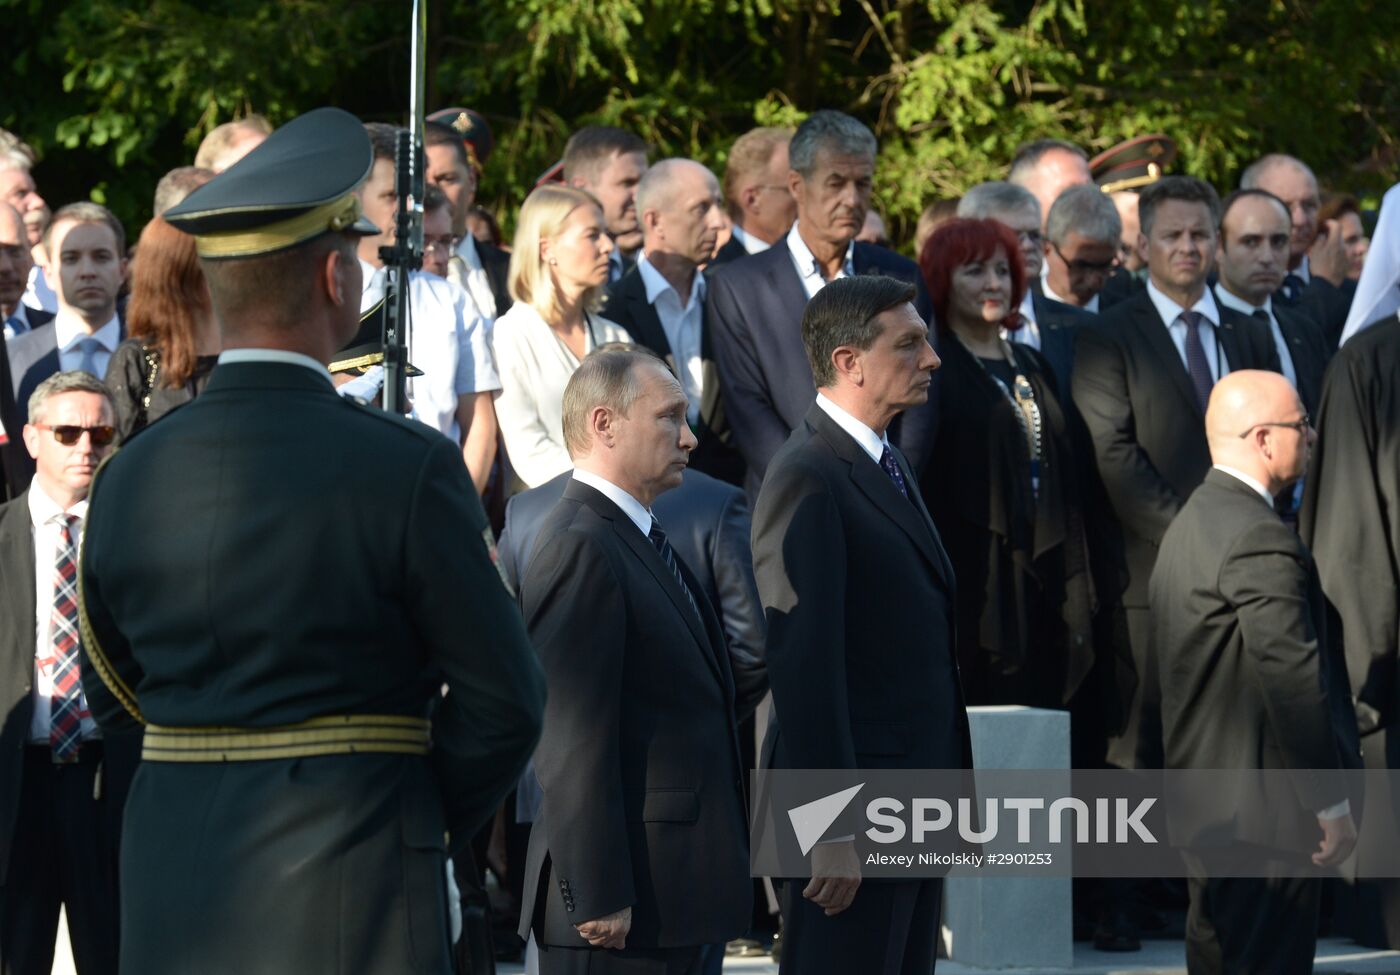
top-left (357, 123), bottom-right (501, 493)
top-left (0, 370), bottom-right (133, 975)
top-left (712, 126), bottom-right (796, 266)
top-left (1152, 368), bottom-right (1358, 974)
top-left (1042, 184), bottom-right (1122, 314)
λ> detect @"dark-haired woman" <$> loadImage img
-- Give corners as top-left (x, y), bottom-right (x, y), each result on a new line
top-left (917, 217), bottom-right (1095, 710)
top-left (105, 217), bottom-right (219, 441)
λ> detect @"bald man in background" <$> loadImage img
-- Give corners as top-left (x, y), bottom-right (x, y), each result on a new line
top-left (1008, 138), bottom-right (1093, 233)
top-left (1152, 369), bottom-right (1359, 975)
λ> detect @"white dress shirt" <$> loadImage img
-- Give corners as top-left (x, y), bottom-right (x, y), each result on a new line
top-left (1147, 280), bottom-right (1229, 382)
top-left (1213, 286), bottom-right (1297, 389)
top-left (729, 225), bottom-right (772, 256)
top-left (638, 255), bottom-right (704, 427)
top-left (360, 260), bottom-right (500, 444)
top-left (449, 234), bottom-right (499, 324)
top-left (787, 224), bottom-right (855, 300)
top-left (28, 478), bottom-right (98, 743)
top-left (55, 312), bottom-right (121, 379)
top-left (22, 264), bottom-right (56, 314)
top-left (490, 302), bottom-right (630, 488)
top-left (815, 392), bottom-right (889, 464)
top-left (1042, 278), bottom-right (1099, 314)
top-left (1006, 291), bottom-right (1042, 350)
top-left (572, 468), bottom-right (652, 536)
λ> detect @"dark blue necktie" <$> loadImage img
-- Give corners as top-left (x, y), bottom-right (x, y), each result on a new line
top-left (880, 445), bottom-right (909, 498)
top-left (1280, 273), bottom-right (1305, 303)
top-left (1180, 310), bottom-right (1214, 412)
top-left (648, 518), bottom-right (702, 626)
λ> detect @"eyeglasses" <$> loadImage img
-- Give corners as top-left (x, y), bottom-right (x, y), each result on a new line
top-left (1237, 415), bottom-right (1311, 438)
top-left (1051, 241), bottom-right (1117, 275)
top-left (34, 423), bottom-right (116, 446)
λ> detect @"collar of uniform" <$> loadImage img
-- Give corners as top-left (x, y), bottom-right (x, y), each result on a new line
top-left (1212, 464), bottom-right (1274, 508)
top-left (1213, 283), bottom-right (1273, 320)
top-left (1147, 278), bottom-right (1221, 331)
top-left (27, 475), bottom-right (88, 531)
top-left (217, 348), bottom-right (334, 386)
top-left (453, 233), bottom-right (483, 271)
top-left (637, 252), bottom-right (705, 311)
top-left (815, 392), bottom-right (888, 465)
top-left (786, 223), bottom-right (854, 288)
top-left (571, 468), bottom-right (652, 536)
top-left (55, 312), bottom-right (120, 355)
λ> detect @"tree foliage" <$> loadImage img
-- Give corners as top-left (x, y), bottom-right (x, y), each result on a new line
top-left (5, 0), bottom-right (1398, 252)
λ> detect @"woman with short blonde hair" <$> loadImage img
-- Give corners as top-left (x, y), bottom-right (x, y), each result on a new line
top-left (492, 185), bottom-right (630, 488)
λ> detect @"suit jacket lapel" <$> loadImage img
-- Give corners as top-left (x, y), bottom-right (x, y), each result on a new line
top-left (895, 448), bottom-right (957, 589)
top-left (623, 276), bottom-right (673, 361)
top-left (1215, 310), bottom-right (1248, 372)
top-left (0, 498), bottom-right (37, 678)
top-left (808, 406), bottom-right (952, 591)
top-left (611, 520), bottom-right (727, 687)
top-left (1133, 297), bottom-right (1204, 418)
top-left (763, 246), bottom-right (809, 319)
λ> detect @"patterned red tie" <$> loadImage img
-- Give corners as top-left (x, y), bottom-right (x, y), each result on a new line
top-left (49, 514), bottom-right (85, 763)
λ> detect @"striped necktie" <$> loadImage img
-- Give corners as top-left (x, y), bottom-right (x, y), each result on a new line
top-left (48, 514), bottom-right (86, 763)
top-left (648, 518), bottom-right (703, 627)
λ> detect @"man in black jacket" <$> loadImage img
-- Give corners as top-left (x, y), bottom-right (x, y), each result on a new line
top-left (519, 346), bottom-right (751, 973)
top-left (706, 111), bottom-right (935, 496)
top-left (1152, 369), bottom-right (1359, 974)
top-left (753, 275), bottom-right (970, 975)
top-left (1072, 175), bottom-right (1281, 772)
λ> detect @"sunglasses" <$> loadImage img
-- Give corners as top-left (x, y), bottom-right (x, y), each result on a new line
top-left (34, 423), bottom-right (116, 446)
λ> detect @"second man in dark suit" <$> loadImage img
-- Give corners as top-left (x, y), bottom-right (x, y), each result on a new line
top-left (707, 110), bottom-right (933, 495)
top-left (753, 275), bottom-right (971, 975)
top-left (1152, 369), bottom-right (1359, 974)
top-left (1072, 175), bottom-right (1280, 770)
top-left (519, 346), bottom-right (751, 973)
top-left (602, 158), bottom-right (744, 486)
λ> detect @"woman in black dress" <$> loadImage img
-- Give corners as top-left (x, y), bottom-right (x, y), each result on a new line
top-left (917, 217), bottom-right (1095, 709)
top-left (105, 216), bottom-right (220, 441)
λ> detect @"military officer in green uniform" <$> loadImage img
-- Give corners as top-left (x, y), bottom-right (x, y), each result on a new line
top-left (76, 107), bottom-right (546, 975)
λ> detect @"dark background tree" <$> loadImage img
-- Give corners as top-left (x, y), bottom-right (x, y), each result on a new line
top-left (6, 0), bottom-right (1397, 252)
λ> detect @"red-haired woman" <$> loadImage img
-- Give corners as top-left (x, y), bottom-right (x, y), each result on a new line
top-left (105, 217), bottom-right (220, 441)
top-left (918, 217), bottom-right (1095, 710)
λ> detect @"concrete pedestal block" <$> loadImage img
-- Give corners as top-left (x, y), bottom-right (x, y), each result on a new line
top-left (943, 705), bottom-right (1073, 970)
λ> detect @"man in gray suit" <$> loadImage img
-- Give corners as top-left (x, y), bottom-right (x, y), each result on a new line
top-left (1151, 369), bottom-right (1359, 975)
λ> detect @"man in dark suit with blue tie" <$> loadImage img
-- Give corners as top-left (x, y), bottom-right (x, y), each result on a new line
top-left (753, 275), bottom-right (970, 975)
top-left (518, 346), bottom-right (751, 974)
top-left (706, 111), bottom-right (934, 497)
top-left (1072, 176), bottom-right (1281, 772)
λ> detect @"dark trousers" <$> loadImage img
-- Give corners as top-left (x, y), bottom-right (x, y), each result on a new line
top-left (1185, 870), bottom-right (1320, 975)
top-left (1106, 605), bottom-right (1164, 771)
top-left (537, 943), bottom-right (704, 974)
top-left (777, 878), bottom-right (941, 975)
top-left (0, 744), bottom-right (120, 975)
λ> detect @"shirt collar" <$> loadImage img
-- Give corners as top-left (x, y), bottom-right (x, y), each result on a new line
top-left (730, 225), bottom-right (773, 256)
top-left (571, 468), bottom-right (653, 536)
top-left (217, 348), bottom-right (334, 386)
top-left (787, 223), bottom-right (855, 287)
top-left (815, 392), bottom-right (888, 464)
top-left (55, 313), bottom-right (120, 353)
top-left (1213, 283), bottom-right (1273, 319)
top-left (1019, 290), bottom-right (1037, 325)
top-left (637, 254), bottom-right (705, 310)
top-left (1213, 464), bottom-right (1275, 508)
top-left (453, 233), bottom-right (483, 270)
top-left (1041, 278), bottom-right (1099, 313)
top-left (1294, 255), bottom-right (1311, 284)
top-left (1147, 278), bottom-right (1221, 330)
top-left (28, 476), bottom-right (88, 527)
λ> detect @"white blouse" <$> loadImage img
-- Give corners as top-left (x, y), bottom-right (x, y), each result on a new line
top-left (490, 301), bottom-right (630, 487)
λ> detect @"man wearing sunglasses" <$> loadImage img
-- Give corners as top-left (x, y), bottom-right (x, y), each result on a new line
top-left (0, 370), bottom-right (132, 975)
top-left (1041, 184), bottom-right (1122, 315)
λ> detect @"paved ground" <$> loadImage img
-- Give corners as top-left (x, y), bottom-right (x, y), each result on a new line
top-left (51, 913), bottom-right (1400, 973)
